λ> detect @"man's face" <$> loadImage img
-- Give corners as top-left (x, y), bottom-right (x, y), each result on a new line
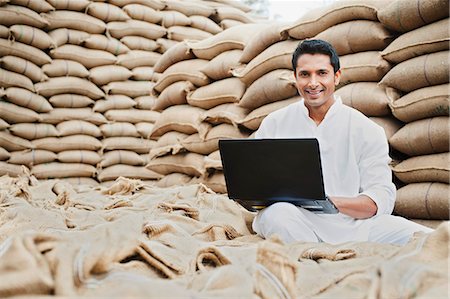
top-left (294, 53), bottom-right (341, 109)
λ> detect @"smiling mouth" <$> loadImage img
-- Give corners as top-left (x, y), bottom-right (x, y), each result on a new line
top-left (306, 90), bottom-right (323, 95)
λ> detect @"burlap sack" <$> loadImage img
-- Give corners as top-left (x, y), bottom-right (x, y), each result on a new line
top-left (93, 95), bottom-right (136, 113)
top-left (104, 109), bottom-right (160, 124)
top-left (379, 51), bottom-right (449, 93)
top-left (232, 40), bottom-right (298, 86)
top-left (167, 26), bottom-right (213, 42)
top-left (160, 10), bottom-right (191, 27)
top-left (392, 152), bottom-right (449, 184)
top-left (220, 19), bottom-right (245, 29)
top-left (369, 116), bottom-right (403, 140)
top-left (42, 10), bottom-right (106, 33)
top-left (31, 162), bottom-right (97, 179)
top-left (411, 219), bottom-right (446, 229)
top-left (49, 94), bottom-right (94, 108)
top-left (89, 65), bottom-right (133, 86)
top-left (122, 4), bottom-right (162, 23)
top-left (98, 164), bottom-right (162, 182)
top-left (189, 15), bottom-right (223, 34)
top-left (211, 0), bottom-right (252, 12)
top-left (335, 82), bottom-right (390, 116)
top-left (136, 122), bottom-right (154, 139)
top-left (156, 38), bottom-right (178, 53)
top-left (57, 150), bottom-right (101, 165)
top-left (164, 0), bottom-right (214, 17)
top-left (153, 81), bottom-right (193, 111)
top-left (390, 117), bottom-right (449, 156)
top-left (116, 50), bottom-right (162, 69)
top-left (57, 120), bottom-right (102, 138)
top-left (83, 34), bottom-right (130, 55)
top-left (42, 59), bottom-right (89, 78)
top-left (49, 28), bottom-right (89, 48)
top-left (187, 77), bottom-right (246, 110)
top-left (0, 68), bottom-right (34, 92)
top-left (315, 20), bottom-right (394, 56)
top-left (102, 137), bottom-right (156, 154)
top-left (50, 45), bottom-right (117, 69)
top-left (153, 41), bottom-right (195, 73)
top-left (9, 123), bottom-right (58, 140)
top-left (103, 81), bottom-right (154, 98)
top-left (107, 20), bottom-right (166, 40)
top-left (395, 182), bottom-right (449, 220)
top-left (239, 69), bottom-right (297, 110)
top-left (202, 172), bottom-right (226, 194)
top-left (146, 152), bottom-right (205, 177)
top-left (110, 0), bottom-right (165, 10)
top-left (8, 149), bottom-right (56, 167)
top-left (0, 25), bottom-right (8, 39)
top-left (39, 108), bottom-right (107, 125)
top-left (0, 118), bottom-right (9, 130)
top-left (100, 150), bottom-right (145, 168)
top-left (378, 0), bottom-right (448, 32)
top-left (201, 103), bottom-right (249, 127)
top-left (204, 150), bottom-right (222, 172)
top-left (387, 84), bottom-right (449, 122)
top-left (0, 4), bottom-right (49, 28)
top-left (155, 173), bottom-right (194, 188)
top-left (0, 161), bottom-right (28, 176)
top-left (135, 95), bottom-right (157, 110)
top-left (100, 123), bottom-right (140, 138)
top-left (0, 101), bottom-right (41, 123)
top-left (1, 55), bottom-right (47, 83)
top-left (35, 77), bottom-right (105, 99)
top-left (120, 36), bottom-right (159, 52)
top-left (58, 177), bottom-right (99, 186)
top-left (0, 38), bottom-right (51, 66)
top-left (148, 131), bottom-right (187, 160)
top-left (0, 131), bottom-right (33, 151)
top-left (10, 0), bottom-right (54, 13)
top-left (9, 24), bottom-right (54, 50)
top-left (201, 49), bottom-right (242, 81)
top-left (213, 6), bottom-right (254, 23)
top-left (132, 67), bottom-right (158, 81)
top-left (32, 135), bottom-right (102, 153)
top-left (339, 51), bottom-right (391, 86)
top-left (0, 147), bottom-right (10, 161)
top-left (86, 2), bottom-right (130, 22)
top-left (381, 18), bottom-right (449, 64)
top-left (4, 87), bottom-right (52, 113)
top-left (47, 0), bottom-right (89, 10)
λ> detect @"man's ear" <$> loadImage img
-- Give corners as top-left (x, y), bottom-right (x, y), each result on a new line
top-left (334, 69), bottom-right (341, 86)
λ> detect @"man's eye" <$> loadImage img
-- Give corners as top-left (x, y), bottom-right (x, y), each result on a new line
top-left (300, 73), bottom-right (308, 77)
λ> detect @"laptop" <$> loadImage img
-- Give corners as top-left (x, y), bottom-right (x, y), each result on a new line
top-left (219, 138), bottom-right (338, 214)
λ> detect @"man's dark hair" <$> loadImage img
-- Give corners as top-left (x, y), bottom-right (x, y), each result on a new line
top-left (291, 39), bottom-right (340, 74)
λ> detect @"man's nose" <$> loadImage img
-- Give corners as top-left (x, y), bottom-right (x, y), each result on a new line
top-left (308, 75), bottom-right (318, 86)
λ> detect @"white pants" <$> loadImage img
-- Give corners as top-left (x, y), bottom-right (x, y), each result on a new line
top-left (252, 202), bottom-right (434, 245)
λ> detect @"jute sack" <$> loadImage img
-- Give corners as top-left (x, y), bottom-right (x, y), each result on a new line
top-left (220, 19), bottom-right (245, 30)
top-left (155, 173), bottom-right (194, 188)
top-left (282, 0), bottom-right (384, 39)
top-left (0, 55), bottom-right (47, 83)
top-left (369, 116), bottom-right (403, 140)
top-left (132, 67), bottom-right (158, 81)
top-left (109, 0), bottom-right (165, 10)
top-left (0, 101), bottom-right (41, 123)
top-left (0, 25), bottom-right (8, 38)
top-left (164, 0), bottom-right (214, 17)
top-left (116, 50), bottom-right (162, 69)
top-left (121, 36), bottom-right (159, 52)
top-left (135, 95), bottom-right (157, 110)
top-left (0, 118), bottom-right (9, 130)
top-left (335, 82), bottom-right (390, 116)
top-left (201, 49), bottom-right (243, 81)
top-left (232, 40), bottom-right (298, 87)
top-left (99, 150), bottom-right (145, 168)
top-left (57, 120), bottom-right (102, 137)
top-left (31, 162), bottom-right (97, 179)
top-left (150, 105), bottom-right (210, 139)
top-left (102, 137), bottom-right (156, 154)
top-left (100, 122), bottom-right (140, 138)
top-left (50, 45), bottom-right (117, 69)
top-left (156, 37), bottom-right (178, 53)
top-left (379, 51), bottom-right (449, 93)
top-left (103, 81), bottom-right (155, 98)
top-left (146, 152), bottom-right (205, 177)
top-left (392, 152), bottom-right (449, 184)
top-left (107, 20), bottom-right (166, 40)
top-left (32, 135), bottom-right (102, 152)
top-left (211, 0), bottom-right (252, 12)
top-left (83, 34), bottom-right (130, 55)
top-left (0, 147), bottom-right (10, 161)
top-left (186, 23), bottom-right (263, 60)
top-left (201, 103), bottom-right (249, 127)
top-left (387, 84), bottom-right (449, 122)
top-left (315, 20), bottom-right (394, 56)
top-left (105, 109), bottom-right (160, 124)
top-left (57, 150), bottom-right (101, 165)
top-left (98, 164), bottom-right (162, 182)
top-left (239, 69), bottom-right (296, 110)
top-left (9, 0), bottom-right (54, 13)
top-left (153, 59), bottom-right (210, 93)
top-left (0, 38), bottom-right (51, 66)
top-left (381, 18), bottom-right (449, 64)
top-left (389, 117), bottom-right (449, 156)
top-left (9, 24), bottom-right (55, 50)
top-left (89, 65), bottom-right (133, 86)
top-left (48, 28), bottom-right (89, 48)
top-left (0, 161), bottom-right (27, 177)
top-left (204, 150), bottom-right (222, 171)
top-left (58, 177), bottom-right (99, 186)
top-left (0, 4), bottom-right (49, 28)
top-left (202, 171), bottom-right (226, 194)
top-left (239, 96), bottom-right (300, 130)
top-left (0, 131), bottom-right (33, 151)
top-left (42, 10), bottom-right (106, 34)
top-left (8, 149), bottom-right (56, 167)
top-left (167, 26), bottom-right (213, 42)
top-left (187, 77), bottom-right (246, 110)
top-left (136, 122), bottom-right (154, 139)
top-left (339, 51), bottom-right (391, 86)
top-left (122, 4), bottom-right (162, 23)
top-left (86, 2), bottom-right (130, 22)
top-left (93, 95), bottom-right (136, 113)
top-left (189, 15), bottom-right (223, 34)
top-left (160, 10), bottom-right (191, 27)
top-left (47, 0), bottom-right (89, 11)
top-left (153, 41), bottom-right (194, 73)
top-left (148, 131), bottom-right (188, 160)
top-left (9, 123), bottom-right (58, 140)
top-left (0, 68), bottom-right (34, 92)
top-left (39, 108), bottom-right (107, 125)
top-left (395, 182), bottom-right (449, 220)
top-left (212, 6), bottom-right (254, 23)
top-left (4, 87), bottom-right (52, 113)
top-left (35, 77), bottom-right (105, 99)
top-left (378, 0), bottom-right (448, 33)
top-left (49, 94), bottom-right (94, 108)
top-left (42, 59), bottom-right (89, 78)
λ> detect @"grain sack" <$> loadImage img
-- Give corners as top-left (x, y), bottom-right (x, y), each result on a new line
top-left (0, 55), bottom-right (46, 83)
top-left (387, 84), bottom-right (450, 122)
top-left (132, 67), bottom-right (158, 81)
top-left (46, 0), bottom-right (89, 11)
top-left (0, 4), bottom-right (48, 28)
top-left (0, 118), bottom-right (9, 130)
top-left (136, 122), bottom-right (154, 139)
top-left (83, 34), bottom-right (130, 55)
top-left (107, 20), bottom-right (166, 40)
top-left (153, 41), bottom-right (195, 73)
top-left (50, 45), bottom-right (117, 69)
top-left (86, 2), bottom-right (130, 22)
top-left (0, 147), bottom-right (10, 161)
top-left (156, 38), bottom-right (178, 53)
top-left (315, 20), bottom-right (394, 56)
top-left (239, 69), bottom-right (297, 110)
top-left (220, 19), bottom-right (245, 30)
top-left (189, 15), bottom-right (223, 34)
top-left (105, 109), bottom-right (160, 124)
top-left (8, 149), bottom-right (56, 167)
top-left (202, 172), bottom-right (226, 194)
top-left (164, 0), bottom-right (214, 17)
top-left (109, 0), bottom-right (165, 10)
top-left (0, 68), bottom-right (34, 91)
top-left (379, 51), bottom-right (449, 93)
top-left (39, 108), bottom-right (107, 125)
top-left (0, 101), bottom-right (41, 123)
top-left (135, 95), bottom-right (157, 110)
top-left (160, 10), bottom-right (191, 27)
top-left (369, 116), bottom-right (403, 140)
top-left (232, 40), bottom-right (298, 87)
top-left (48, 94), bottom-right (94, 108)
top-left (153, 59), bottom-right (210, 93)
top-left (146, 152), bottom-right (205, 177)
top-left (102, 137), bottom-right (156, 154)
top-left (57, 120), bottom-right (102, 137)
top-left (201, 49), bottom-right (242, 81)
top-left (100, 123), bottom-right (139, 138)
top-left (98, 164), bottom-right (162, 182)
top-left (32, 135), bottom-right (102, 153)
top-left (239, 96), bottom-right (300, 130)
top-left (120, 36), bottom-right (159, 52)
top-left (187, 77), bottom-right (246, 110)
top-left (9, 0), bottom-right (54, 13)
top-left (389, 117), bottom-right (449, 156)
top-left (0, 161), bottom-right (27, 177)
top-left (167, 26), bottom-right (213, 42)
top-left (204, 150), bottom-right (222, 172)
top-left (9, 24), bottom-right (55, 50)
top-left (378, 0), bottom-right (448, 32)
top-left (42, 59), bottom-right (89, 78)
top-left (58, 177), bottom-right (99, 186)
top-left (335, 82), bottom-right (390, 116)
top-left (57, 150), bottom-right (101, 165)
top-left (31, 163), bottom-right (97, 179)
top-left (381, 18), bottom-right (449, 64)
top-left (395, 182), bottom-right (449, 220)
top-left (0, 25), bottom-right (8, 39)
top-left (201, 103), bottom-right (249, 127)
top-left (212, 0), bottom-right (252, 12)
top-left (0, 131), bottom-right (33, 151)
top-left (155, 173), bottom-right (194, 188)
top-left (89, 65), bottom-right (133, 86)
top-left (4, 87), bottom-right (52, 113)
top-left (150, 105), bottom-right (210, 139)
top-left (117, 50), bottom-right (162, 70)
top-left (93, 96), bottom-right (136, 113)
top-left (35, 77), bottom-right (105, 99)
top-left (100, 150), bottom-right (145, 168)
top-left (0, 38), bottom-right (51, 66)
top-left (42, 10), bottom-right (106, 34)
top-left (48, 28), bottom-right (89, 48)
top-left (148, 131), bottom-right (187, 160)
top-left (283, 0), bottom-right (383, 39)
top-left (213, 6), bottom-right (254, 23)
top-left (392, 152), bottom-right (449, 184)
top-left (9, 123), bottom-right (58, 140)
top-left (339, 51), bottom-right (391, 86)
top-left (122, 4), bottom-right (162, 23)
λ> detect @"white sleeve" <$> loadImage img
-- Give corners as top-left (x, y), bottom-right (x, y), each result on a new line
top-left (254, 115), bottom-right (276, 139)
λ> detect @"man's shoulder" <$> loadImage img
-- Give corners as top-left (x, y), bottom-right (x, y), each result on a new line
top-left (265, 99), bottom-right (302, 121)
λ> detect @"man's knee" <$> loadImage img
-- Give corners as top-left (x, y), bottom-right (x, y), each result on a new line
top-left (253, 202), bottom-right (299, 235)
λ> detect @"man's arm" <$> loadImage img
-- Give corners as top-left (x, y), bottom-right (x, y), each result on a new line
top-left (329, 195), bottom-right (377, 219)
